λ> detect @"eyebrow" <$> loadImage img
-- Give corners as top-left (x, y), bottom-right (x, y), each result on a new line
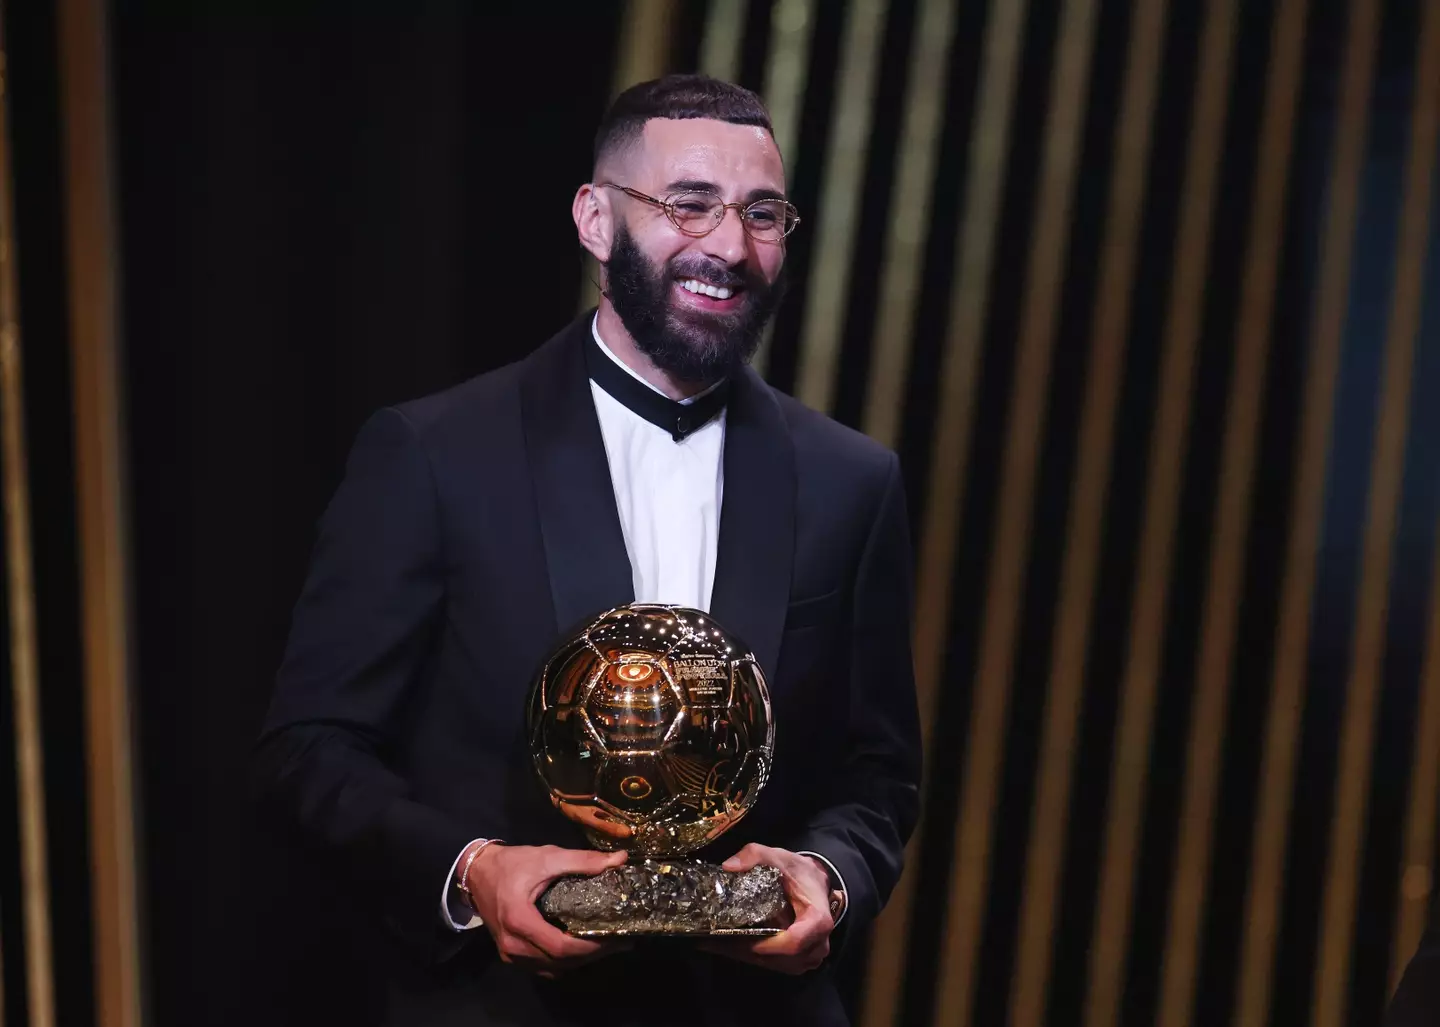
top-left (661, 179), bottom-right (789, 204)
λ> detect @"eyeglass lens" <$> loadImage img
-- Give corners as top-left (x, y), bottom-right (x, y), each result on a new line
top-left (668, 192), bottom-right (797, 240)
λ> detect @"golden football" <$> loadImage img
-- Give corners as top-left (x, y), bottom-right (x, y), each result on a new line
top-left (526, 604), bottom-right (775, 857)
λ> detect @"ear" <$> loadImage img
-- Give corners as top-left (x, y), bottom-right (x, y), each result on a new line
top-left (573, 183), bottom-right (613, 264)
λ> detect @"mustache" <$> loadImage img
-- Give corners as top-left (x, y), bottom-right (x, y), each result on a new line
top-left (666, 259), bottom-right (757, 292)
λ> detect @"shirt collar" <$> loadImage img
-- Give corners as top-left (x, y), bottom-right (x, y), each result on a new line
top-left (590, 314), bottom-right (725, 408)
top-left (586, 315), bottom-right (730, 442)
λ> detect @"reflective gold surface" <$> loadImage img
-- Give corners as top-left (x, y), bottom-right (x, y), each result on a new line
top-left (528, 604), bottom-right (774, 857)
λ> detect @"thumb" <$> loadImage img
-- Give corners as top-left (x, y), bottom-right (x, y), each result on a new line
top-left (723, 844), bottom-right (764, 871)
top-left (574, 848), bottom-right (629, 875)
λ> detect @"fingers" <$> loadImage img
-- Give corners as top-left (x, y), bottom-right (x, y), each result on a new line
top-left (762, 850), bottom-right (830, 933)
top-left (751, 900), bottom-right (830, 958)
top-left (538, 845), bottom-right (628, 882)
top-left (699, 930), bottom-right (829, 975)
top-left (495, 903), bottom-right (634, 972)
top-left (490, 929), bottom-right (550, 966)
top-left (721, 842), bottom-right (776, 872)
top-left (475, 844), bottom-right (640, 977)
top-left (515, 943), bottom-right (634, 978)
top-left (494, 926), bottom-right (632, 973)
top-left (498, 922), bottom-right (633, 972)
top-left (708, 844), bottom-right (835, 973)
top-left (701, 881), bottom-right (833, 974)
top-left (506, 901), bottom-right (607, 962)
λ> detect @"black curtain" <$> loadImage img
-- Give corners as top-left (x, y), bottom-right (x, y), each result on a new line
top-left (111, 6), bottom-right (622, 1024)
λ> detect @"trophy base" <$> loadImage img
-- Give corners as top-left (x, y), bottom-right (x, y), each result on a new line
top-left (567, 925), bottom-right (781, 939)
top-left (538, 859), bottom-right (787, 938)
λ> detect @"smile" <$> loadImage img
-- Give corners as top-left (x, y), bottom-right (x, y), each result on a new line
top-left (677, 277), bottom-right (737, 300)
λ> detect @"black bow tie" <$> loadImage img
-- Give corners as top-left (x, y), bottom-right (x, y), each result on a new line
top-left (584, 331), bottom-right (730, 442)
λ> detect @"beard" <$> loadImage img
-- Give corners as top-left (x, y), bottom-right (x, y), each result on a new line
top-left (603, 221), bottom-right (786, 383)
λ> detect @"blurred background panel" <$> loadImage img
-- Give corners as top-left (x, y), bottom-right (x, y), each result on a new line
top-left (0, 0), bottom-right (1437, 1025)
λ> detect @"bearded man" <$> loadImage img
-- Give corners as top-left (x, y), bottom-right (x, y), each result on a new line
top-left (254, 74), bottom-right (920, 1027)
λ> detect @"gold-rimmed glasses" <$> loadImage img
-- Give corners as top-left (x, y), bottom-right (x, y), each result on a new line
top-left (598, 182), bottom-right (800, 242)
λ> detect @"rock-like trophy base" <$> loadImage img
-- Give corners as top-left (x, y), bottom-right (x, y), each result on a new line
top-left (538, 861), bottom-right (788, 937)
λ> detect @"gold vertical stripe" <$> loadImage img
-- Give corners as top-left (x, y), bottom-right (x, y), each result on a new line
top-left (1006, 0), bottom-right (1170, 1022)
top-left (858, 0), bottom-right (957, 444)
top-left (611, 0), bottom-right (678, 95)
top-left (0, 42), bottom-right (57, 1027)
top-left (1154, 3), bottom-right (1308, 1026)
top-left (859, 0), bottom-right (1030, 1020)
top-left (699, 0), bottom-right (746, 81)
top-left (1081, 2), bottom-right (1241, 1025)
top-left (751, 0), bottom-right (814, 378)
top-left (791, 0), bottom-right (886, 414)
top-left (934, 0), bottom-right (1100, 1022)
top-left (761, 0), bottom-right (811, 163)
top-left (55, 1), bottom-right (145, 1024)
top-left (1311, 6), bottom-right (1440, 1025)
top-left (578, 0), bottom-right (679, 315)
top-left (1391, 511), bottom-right (1440, 993)
top-left (908, 0), bottom-right (1028, 762)
top-left (1231, 5), bottom-right (1380, 1026)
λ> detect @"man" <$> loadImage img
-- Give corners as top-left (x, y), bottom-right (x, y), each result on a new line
top-left (255, 74), bottom-right (920, 1026)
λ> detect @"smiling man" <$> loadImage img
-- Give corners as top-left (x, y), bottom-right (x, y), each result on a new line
top-left (255, 75), bottom-right (921, 1027)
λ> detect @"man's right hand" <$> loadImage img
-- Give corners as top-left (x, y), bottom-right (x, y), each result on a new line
top-left (463, 843), bottom-right (630, 976)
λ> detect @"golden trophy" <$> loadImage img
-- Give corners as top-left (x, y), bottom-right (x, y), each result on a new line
top-left (527, 604), bottom-right (786, 936)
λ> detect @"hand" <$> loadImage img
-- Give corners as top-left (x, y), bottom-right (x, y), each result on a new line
top-left (463, 843), bottom-right (631, 976)
top-left (700, 843), bottom-right (836, 975)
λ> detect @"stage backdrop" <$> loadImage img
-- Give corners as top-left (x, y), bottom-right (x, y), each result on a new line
top-left (0, 1), bottom-right (1437, 1027)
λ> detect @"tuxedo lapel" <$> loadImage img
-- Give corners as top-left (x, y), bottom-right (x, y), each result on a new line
top-left (521, 314), bottom-right (795, 671)
top-left (708, 365), bottom-right (795, 683)
top-left (521, 315), bottom-right (635, 635)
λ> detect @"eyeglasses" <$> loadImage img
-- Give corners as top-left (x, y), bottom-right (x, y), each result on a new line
top-left (598, 182), bottom-right (800, 242)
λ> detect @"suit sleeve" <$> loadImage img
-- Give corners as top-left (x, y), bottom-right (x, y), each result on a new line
top-left (252, 407), bottom-right (476, 961)
top-left (786, 453), bottom-right (922, 937)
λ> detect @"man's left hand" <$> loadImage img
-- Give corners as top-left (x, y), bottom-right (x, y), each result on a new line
top-left (700, 843), bottom-right (835, 975)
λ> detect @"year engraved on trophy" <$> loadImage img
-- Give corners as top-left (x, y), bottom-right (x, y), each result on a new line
top-left (674, 657), bottom-right (728, 704)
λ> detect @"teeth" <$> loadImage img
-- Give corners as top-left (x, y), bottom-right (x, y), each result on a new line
top-left (679, 278), bottom-right (734, 300)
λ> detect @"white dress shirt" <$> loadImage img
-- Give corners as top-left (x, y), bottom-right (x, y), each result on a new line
top-left (440, 317), bottom-right (844, 930)
top-left (588, 322), bottom-right (727, 609)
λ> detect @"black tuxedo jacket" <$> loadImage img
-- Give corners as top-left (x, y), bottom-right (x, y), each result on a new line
top-left (254, 314), bottom-right (922, 1026)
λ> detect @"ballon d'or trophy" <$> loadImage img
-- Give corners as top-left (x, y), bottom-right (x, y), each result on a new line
top-left (528, 604), bottom-right (787, 936)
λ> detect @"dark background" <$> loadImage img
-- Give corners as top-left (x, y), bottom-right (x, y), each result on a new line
top-left (113, 6), bottom-right (629, 1025)
top-left (2, 1), bottom-right (1439, 1026)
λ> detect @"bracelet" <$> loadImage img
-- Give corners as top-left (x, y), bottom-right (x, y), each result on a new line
top-left (455, 838), bottom-right (503, 903)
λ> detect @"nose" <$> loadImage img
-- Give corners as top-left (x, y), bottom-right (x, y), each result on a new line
top-left (699, 205), bottom-right (749, 267)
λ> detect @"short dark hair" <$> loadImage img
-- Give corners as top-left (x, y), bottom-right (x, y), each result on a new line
top-left (594, 74), bottom-right (774, 170)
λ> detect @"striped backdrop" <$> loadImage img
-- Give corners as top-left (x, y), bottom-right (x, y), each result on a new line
top-left (615, 0), bottom-right (1440, 1024)
top-left (1, 2), bottom-right (1435, 1026)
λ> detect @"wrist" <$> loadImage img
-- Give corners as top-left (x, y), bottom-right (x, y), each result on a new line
top-left (803, 854), bottom-right (846, 923)
top-left (455, 839), bottom-right (503, 909)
